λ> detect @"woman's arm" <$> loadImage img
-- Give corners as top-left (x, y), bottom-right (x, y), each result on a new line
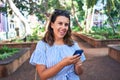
top-left (74, 60), bottom-right (83, 75)
top-left (36, 55), bottom-right (80, 80)
top-left (36, 61), bottom-right (65, 80)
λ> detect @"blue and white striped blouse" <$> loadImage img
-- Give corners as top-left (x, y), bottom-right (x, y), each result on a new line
top-left (30, 40), bottom-right (86, 80)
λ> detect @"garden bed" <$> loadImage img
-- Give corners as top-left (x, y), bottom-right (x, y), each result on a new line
top-left (0, 48), bottom-right (30, 77)
top-left (108, 45), bottom-right (120, 63)
top-left (73, 32), bottom-right (120, 48)
top-left (0, 42), bottom-right (37, 55)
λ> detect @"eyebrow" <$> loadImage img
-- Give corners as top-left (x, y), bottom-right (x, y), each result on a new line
top-left (56, 21), bottom-right (69, 23)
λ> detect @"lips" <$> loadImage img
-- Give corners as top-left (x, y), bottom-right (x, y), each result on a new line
top-left (59, 29), bottom-right (67, 36)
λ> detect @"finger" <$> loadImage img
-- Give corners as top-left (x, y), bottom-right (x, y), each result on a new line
top-left (73, 55), bottom-right (80, 59)
top-left (73, 58), bottom-right (80, 63)
top-left (73, 60), bottom-right (79, 64)
top-left (71, 56), bottom-right (80, 62)
top-left (76, 61), bottom-right (82, 66)
top-left (76, 63), bottom-right (82, 66)
top-left (76, 60), bottom-right (82, 64)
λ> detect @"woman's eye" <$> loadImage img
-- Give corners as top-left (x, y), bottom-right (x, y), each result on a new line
top-left (65, 23), bottom-right (69, 26)
top-left (58, 22), bottom-right (63, 25)
top-left (58, 22), bottom-right (69, 27)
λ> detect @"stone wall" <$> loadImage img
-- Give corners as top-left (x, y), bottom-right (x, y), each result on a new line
top-left (0, 48), bottom-right (30, 77)
top-left (73, 32), bottom-right (120, 48)
top-left (0, 42), bottom-right (37, 55)
top-left (108, 45), bottom-right (120, 63)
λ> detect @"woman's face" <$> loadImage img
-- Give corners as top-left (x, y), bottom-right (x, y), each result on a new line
top-left (51, 16), bottom-right (69, 40)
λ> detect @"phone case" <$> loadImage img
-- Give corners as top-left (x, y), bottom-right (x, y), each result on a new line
top-left (73, 50), bottom-right (83, 56)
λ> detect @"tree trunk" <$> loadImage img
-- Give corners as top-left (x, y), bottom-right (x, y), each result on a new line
top-left (107, 13), bottom-right (116, 34)
top-left (90, 6), bottom-right (95, 29)
top-left (7, 0), bottom-right (31, 38)
top-left (44, 14), bottom-right (50, 31)
top-left (71, 0), bottom-right (82, 30)
top-left (85, 8), bottom-right (92, 33)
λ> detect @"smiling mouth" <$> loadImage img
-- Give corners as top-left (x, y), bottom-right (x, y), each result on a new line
top-left (59, 30), bottom-right (67, 36)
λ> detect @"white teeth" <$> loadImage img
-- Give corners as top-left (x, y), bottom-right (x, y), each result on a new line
top-left (59, 31), bottom-right (66, 36)
top-left (60, 30), bottom-right (65, 34)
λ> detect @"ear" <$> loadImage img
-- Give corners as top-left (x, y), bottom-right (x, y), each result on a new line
top-left (51, 22), bottom-right (54, 28)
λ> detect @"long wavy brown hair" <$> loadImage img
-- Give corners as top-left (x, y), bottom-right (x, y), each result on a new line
top-left (42, 9), bottom-right (74, 46)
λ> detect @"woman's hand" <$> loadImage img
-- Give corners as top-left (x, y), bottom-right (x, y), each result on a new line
top-left (61, 55), bottom-right (80, 66)
top-left (61, 55), bottom-right (83, 75)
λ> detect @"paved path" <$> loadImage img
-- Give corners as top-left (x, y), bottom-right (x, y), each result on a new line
top-left (73, 35), bottom-right (120, 80)
top-left (0, 35), bottom-right (120, 80)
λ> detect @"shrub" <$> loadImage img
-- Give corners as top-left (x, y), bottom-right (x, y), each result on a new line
top-left (0, 46), bottom-right (19, 60)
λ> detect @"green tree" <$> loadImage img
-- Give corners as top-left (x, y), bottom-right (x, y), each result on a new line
top-left (71, 0), bottom-right (83, 30)
top-left (102, 0), bottom-right (120, 34)
top-left (83, 0), bottom-right (98, 33)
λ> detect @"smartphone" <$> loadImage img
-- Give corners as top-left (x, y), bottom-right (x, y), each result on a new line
top-left (73, 50), bottom-right (83, 56)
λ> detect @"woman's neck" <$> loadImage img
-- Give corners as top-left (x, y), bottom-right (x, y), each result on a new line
top-left (54, 39), bottom-right (64, 45)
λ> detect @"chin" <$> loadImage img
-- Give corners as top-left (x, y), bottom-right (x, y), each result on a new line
top-left (60, 34), bottom-right (66, 37)
top-left (56, 33), bottom-right (66, 39)
top-left (58, 35), bottom-right (65, 39)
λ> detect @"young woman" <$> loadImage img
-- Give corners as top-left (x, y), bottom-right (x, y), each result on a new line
top-left (30, 9), bottom-right (86, 80)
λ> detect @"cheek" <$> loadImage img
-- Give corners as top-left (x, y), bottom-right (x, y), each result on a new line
top-left (53, 25), bottom-right (60, 31)
top-left (52, 26), bottom-right (59, 34)
top-left (65, 27), bottom-right (69, 32)
top-left (67, 27), bottom-right (70, 33)
top-left (66, 27), bottom-right (69, 31)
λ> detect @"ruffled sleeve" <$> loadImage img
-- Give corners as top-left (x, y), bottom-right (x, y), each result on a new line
top-left (73, 42), bottom-right (86, 62)
top-left (29, 40), bottom-right (47, 65)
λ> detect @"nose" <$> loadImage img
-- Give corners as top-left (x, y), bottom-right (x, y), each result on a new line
top-left (63, 24), bottom-right (66, 28)
top-left (61, 25), bottom-right (66, 30)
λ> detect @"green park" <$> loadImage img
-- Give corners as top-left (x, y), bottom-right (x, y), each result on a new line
top-left (0, 0), bottom-right (120, 80)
